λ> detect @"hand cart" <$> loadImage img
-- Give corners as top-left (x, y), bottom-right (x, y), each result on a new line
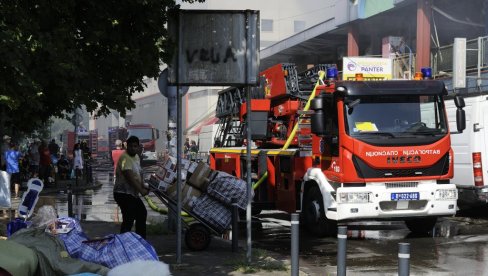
top-left (150, 188), bottom-right (231, 251)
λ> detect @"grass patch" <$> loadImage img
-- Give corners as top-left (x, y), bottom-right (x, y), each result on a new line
top-left (226, 248), bottom-right (288, 273)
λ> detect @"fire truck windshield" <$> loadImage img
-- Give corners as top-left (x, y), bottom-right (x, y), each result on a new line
top-left (127, 128), bottom-right (153, 141)
top-left (344, 94), bottom-right (448, 138)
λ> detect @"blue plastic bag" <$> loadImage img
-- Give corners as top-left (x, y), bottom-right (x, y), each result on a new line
top-left (7, 218), bottom-right (27, 237)
top-left (79, 232), bottom-right (158, 268)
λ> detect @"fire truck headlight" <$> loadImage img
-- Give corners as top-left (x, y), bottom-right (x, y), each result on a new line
top-left (338, 192), bottom-right (372, 203)
top-left (435, 189), bottom-right (457, 200)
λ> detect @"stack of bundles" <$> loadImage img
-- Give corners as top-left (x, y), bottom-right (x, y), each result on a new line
top-left (166, 181), bottom-right (201, 210)
top-left (148, 157), bottom-right (198, 192)
top-left (206, 171), bottom-right (249, 210)
top-left (187, 161), bottom-right (213, 191)
top-left (192, 194), bottom-right (231, 233)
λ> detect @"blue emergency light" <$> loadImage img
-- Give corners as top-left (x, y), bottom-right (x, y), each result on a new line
top-left (421, 67), bottom-right (432, 79)
top-left (326, 67), bottom-right (338, 80)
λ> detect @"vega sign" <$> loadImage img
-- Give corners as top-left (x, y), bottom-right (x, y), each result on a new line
top-left (343, 57), bottom-right (392, 80)
top-left (168, 10), bottom-right (260, 86)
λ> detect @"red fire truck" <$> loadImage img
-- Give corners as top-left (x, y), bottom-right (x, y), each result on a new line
top-left (126, 123), bottom-right (159, 162)
top-left (210, 63), bottom-right (466, 236)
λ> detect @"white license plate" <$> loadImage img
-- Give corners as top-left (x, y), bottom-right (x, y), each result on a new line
top-left (391, 192), bottom-right (419, 201)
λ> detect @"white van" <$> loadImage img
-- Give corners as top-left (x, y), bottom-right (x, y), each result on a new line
top-left (446, 93), bottom-right (488, 209)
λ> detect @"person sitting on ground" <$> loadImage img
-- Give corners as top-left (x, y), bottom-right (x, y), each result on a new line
top-left (5, 142), bottom-right (22, 198)
top-left (113, 136), bottom-right (149, 239)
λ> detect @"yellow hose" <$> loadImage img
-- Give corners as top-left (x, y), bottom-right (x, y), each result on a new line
top-left (253, 70), bottom-right (326, 190)
top-left (144, 195), bottom-right (192, 218)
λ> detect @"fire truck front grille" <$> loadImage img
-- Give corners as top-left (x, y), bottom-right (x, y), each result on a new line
top-left (379, 200), bottom-right (428, 211)
top-left (353, 153), bottom-right (450, 178)
top-left (385, 182), bottom-right (418, 189)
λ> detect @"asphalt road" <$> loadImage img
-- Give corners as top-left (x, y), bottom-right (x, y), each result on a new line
top-left (251, 210), bottom-right (488, 275)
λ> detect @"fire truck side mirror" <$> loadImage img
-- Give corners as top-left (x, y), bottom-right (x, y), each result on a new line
top-left (454, 95), bottom-right (466, 133)
top-left (454, 95), bottom-right (465, 108)
top-left (456, 109), bottom-right (466, 133)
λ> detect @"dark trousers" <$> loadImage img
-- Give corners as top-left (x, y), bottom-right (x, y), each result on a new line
top-left (113, 192), bottom-right (147, 239)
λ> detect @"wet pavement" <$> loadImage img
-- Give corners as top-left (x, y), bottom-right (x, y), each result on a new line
top-left (3, 160), bottom-right (488, 275)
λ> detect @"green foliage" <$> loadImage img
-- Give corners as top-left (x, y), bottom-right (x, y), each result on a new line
top-left (0, 0), bottom-right (202, 135)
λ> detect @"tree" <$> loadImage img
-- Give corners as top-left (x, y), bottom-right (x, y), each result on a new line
top-left (0, 0), bottom-right (203, 135)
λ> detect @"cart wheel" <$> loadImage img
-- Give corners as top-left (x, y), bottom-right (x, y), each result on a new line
top-left (185, 223), bottom-right (212, 251)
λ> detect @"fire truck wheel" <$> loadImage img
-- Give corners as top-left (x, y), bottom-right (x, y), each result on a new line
top-left (185, 223), bottom-right (212, 251)
top-left (404, 217), bottom-right (437, 234)
top-left (303, 185), bottom-right (337, 237)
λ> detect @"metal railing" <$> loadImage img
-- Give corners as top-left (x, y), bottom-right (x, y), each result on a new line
top-left (431, 36), bottom-right (488, 76)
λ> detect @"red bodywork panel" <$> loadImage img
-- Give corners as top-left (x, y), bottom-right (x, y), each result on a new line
top-left (240, 99), bottom-right (270, 121)
top-left (261, 64), bottom-right (289, 100)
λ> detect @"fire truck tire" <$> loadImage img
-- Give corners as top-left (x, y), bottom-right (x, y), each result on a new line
top-left (303, 186), bottom-right (337, 237)
top-left (185, 223), bottom-right (212, 251)
top-left (404, 217), bottom-right (437, 234)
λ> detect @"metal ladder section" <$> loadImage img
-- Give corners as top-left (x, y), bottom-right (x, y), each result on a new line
top-left (215, 87), bottom-right (246, 147)
top-left (297, 110), bottom-right (313, 156)
top-left (214, 116), bottom-right (243, 147)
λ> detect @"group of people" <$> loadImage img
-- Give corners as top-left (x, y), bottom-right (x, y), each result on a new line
top-left (184, 138), bottom-right (198, 160)
top-left (0, 136), bottom-right (66, 198)
top-left (0, 134), bottom-right (96, 200)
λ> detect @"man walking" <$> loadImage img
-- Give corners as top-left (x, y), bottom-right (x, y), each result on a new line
top-left (113, 136), bottom-right (149, 239)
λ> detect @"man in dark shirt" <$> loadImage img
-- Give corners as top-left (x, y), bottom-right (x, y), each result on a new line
top-left (48, 139), bottom-right (60, 158)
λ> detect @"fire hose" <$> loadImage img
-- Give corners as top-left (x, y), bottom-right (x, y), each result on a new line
top-left (252, 70), bottom-right (326, 190)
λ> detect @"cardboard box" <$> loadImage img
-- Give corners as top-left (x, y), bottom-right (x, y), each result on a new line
top-left (187, 162), bottom-right (212, 191)
top-left (155, 166), bottom-right (167, 180)
top-left (181, 159), bottom-right (191, 170)
top-left (188, 161), bottom-right (198, 174)
top-left (163, 157), bottom-right (176, 172)
top-left (181, 185), bottom-right (201, 210)
top-left (166, 182), bottom-right (202, 210)
top-left (180, 169), bottom-right (188, 181)
top-left (157, 180), bottom-right (171, 192)
top-left (147, 174), bottom-right (161, 190)
top-left (163, 170), bottom-right (177, 184)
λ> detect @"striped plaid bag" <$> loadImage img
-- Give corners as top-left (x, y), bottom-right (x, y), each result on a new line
top-left (192, 194), bottom-right (231, 233)
top-left (206, 171), bottom-right (249, 209)
top-left (79, 232), bottom-right (158, 268)
top-left (56, 217), bottom-right (88, 258)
